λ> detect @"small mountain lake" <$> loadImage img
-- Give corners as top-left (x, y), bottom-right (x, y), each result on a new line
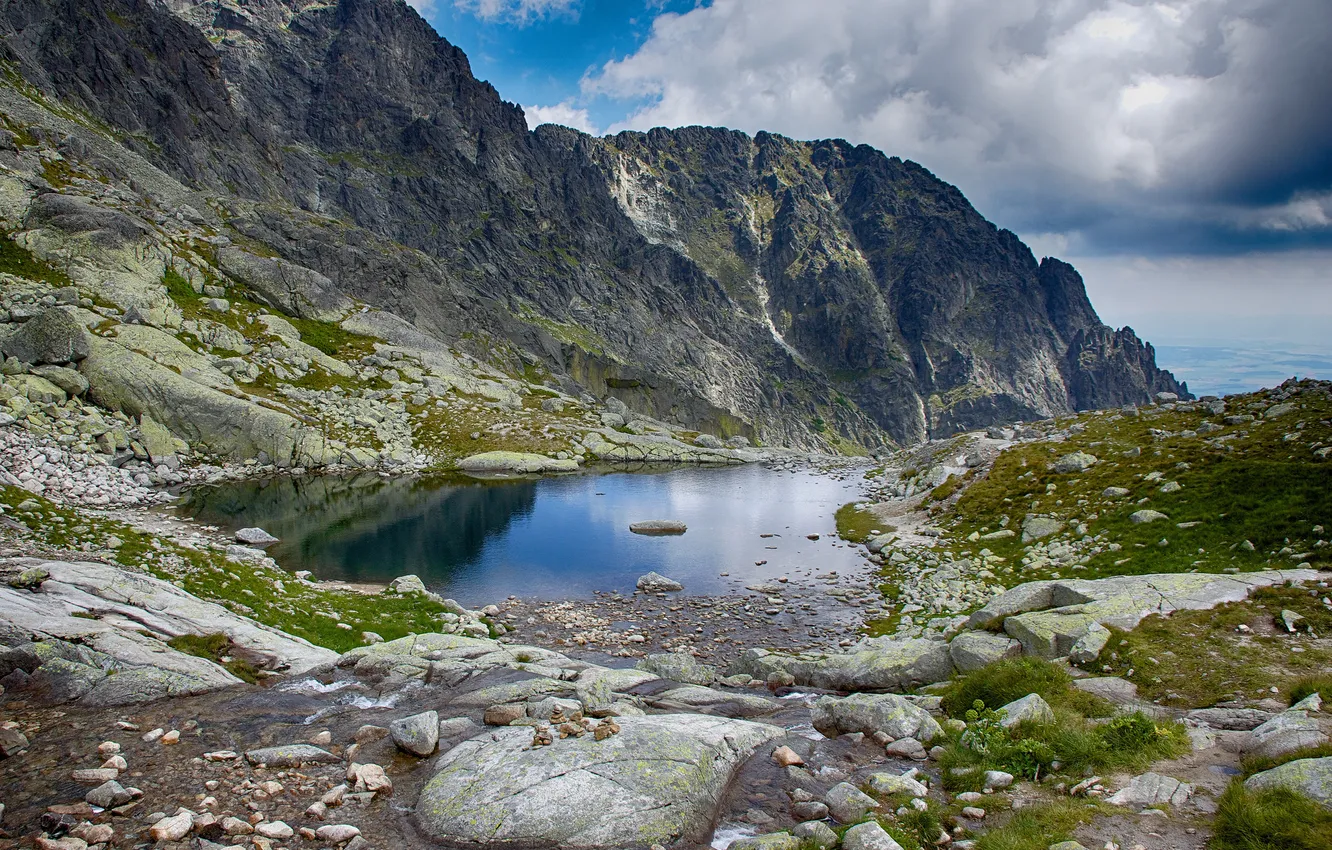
top-left (177, 464), bottom-right (873, 606)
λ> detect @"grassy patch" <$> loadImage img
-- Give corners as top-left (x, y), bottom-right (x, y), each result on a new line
top-left (835, 501), bottom-right (892, 544)
top-left (1241, 743), bottom-right (1332, 777)
top-left (1213, 782), bottom-right (1332, 850)
top-left (166, 632), bottom-right (260, 683)
top-left (973, 799), bottom-right (1097, 850)
top-left (936, 659), bottom-right (1184, 790)
top-left (288, 316), bottom-right (377, 358)
top-left (0, 231), bottom-right (74, 286)
top-left (1290, 674), bottom-right (1332, 706)
top-left (1086, 586), bottom-right (1332, 708)
top-left (940, 658), bottom-right (1109, 719)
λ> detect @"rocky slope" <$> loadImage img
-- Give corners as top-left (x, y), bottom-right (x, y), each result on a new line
top-left (0, 0), bottom-right (1186, 457)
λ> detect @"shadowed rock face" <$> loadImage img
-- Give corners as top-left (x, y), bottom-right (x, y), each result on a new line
top-left (0, 0), bottom-right (1186, 448)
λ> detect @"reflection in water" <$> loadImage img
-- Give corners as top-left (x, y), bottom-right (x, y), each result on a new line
top-left (179, 465), bottom-right (869, 606)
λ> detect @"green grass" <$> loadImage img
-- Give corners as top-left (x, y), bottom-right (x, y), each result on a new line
top-left (1290, 674), bottom-right (1332, 706)
top-left (939, 658), bottom-right (1109, 719)
top-left (937, 392), bottom-right (1332, 583)
top-left (973, 799), bottom-right (1097, 850)
top-left (1213, 782), bottom-right (1332, 850)
top-left (835, 501), bottom-right (893, 544)
top-left (287, 316), bottom-right (377, 358)
top-left (936, 658), bottom-right (1185, 790)
top-left (1241, 743), bottom-right (1332, 777)
top-left (1087, 586), bottom-right (1332, 708)
top-left (1, 484), bottom-right (452, 654)
top-left (0, 231), bottom-right (74, 286)
top-left (166, 632), bottom-right (260, 683)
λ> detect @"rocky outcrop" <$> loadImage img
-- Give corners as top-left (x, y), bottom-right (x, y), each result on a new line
top-left (0, 0), bottom-right (1185, 450)
top-left (961, 570), bottom-right (1321, 660)
top-left (1246, 757), bottom-right (1332, 808)
top-left (416, 715), bottom-right (782, 849)
top-left (0, 558), bottom-right (337, 685)
top-left (456, 451), bottom-right (580, 474)
top-left (79, 337), bottom-right (337, 467)
top-left (730, 637), bottom-right (954, 692)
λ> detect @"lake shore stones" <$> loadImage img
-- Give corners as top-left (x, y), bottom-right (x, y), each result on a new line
top-left (416, 715), bottom-right (781, 848)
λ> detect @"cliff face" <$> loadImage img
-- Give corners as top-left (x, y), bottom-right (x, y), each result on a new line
top-left (0, 0), bottom-right (1187, 448)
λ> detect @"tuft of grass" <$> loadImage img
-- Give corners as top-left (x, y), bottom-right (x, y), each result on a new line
top-left (973, 799), bottom-right (1097, 850)
top-left (1241, 743), bottom-right (1332, 777)
top-left (940, 657), bottom-right (1109, 719)
top-left (167, 632), bottom-right (261, 684)
top-left (287, 316), bottom-right (376, 358)
top-left (1290, 675), bottom-right (1332, 706)
top-left (1212, 782), bottom-right (1332, 850)
top-left (835, 501), bottom-right (892, 544)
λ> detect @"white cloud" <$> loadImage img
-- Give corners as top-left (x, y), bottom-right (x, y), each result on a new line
top-left (523, 101), bottom-right (601, 134)
top-left (584, 0), bottom-right (1332, 248)
top-left (454, 0), bottom-right (579, 24)
top-left (406, 0), bottom-right (437, 14)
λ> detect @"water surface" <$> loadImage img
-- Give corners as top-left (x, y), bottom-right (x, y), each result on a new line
top-left (179, 465), bottom-right (872, 606)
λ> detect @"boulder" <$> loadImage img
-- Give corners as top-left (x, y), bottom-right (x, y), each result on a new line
top-left (416, 715), bottom-right (782, 849)
top-left (811, 693), bottom-right (943, 742)
top-left (1021, 516), bottom-right (1064, 542)
top-left (1073, 677), bottom-right (1139, 706)
top-left (235, 528), bottom-right (280, 547)
top-left (792, 821), bottom-right (838, 850)
top-left (1185, 707), bottom-right (1272, 731)
top-left (1129, 510), bottom-right (1168, 524)
top-left (390, 710), bottom-right (439, 757)
top-left (729, 638), bottom-right (954, 692)
top-left (30, 364), bottom-right (88, 396)
top-left (0, 308), bottom-right (90, 364)
top-left (637, 652), bottom-right (717, 685)
top-left (1244, 711), bottom-right (1329, 759)
top-left (730, 835), bottom-right (799, 850)
top-left (866, 772), bottom-right (928, 798)
top-left (1245, 757), bottom-right (1332, 808)
top-left (245, 745), bottom-right (340, 767)
top-left (386, 575), bottom-right (429, 595)
top-left (825, 782), bottom-right (878, 823)
top-left (636, 572), bottom-right (684, 593)
top-left (841, 821), bottom-right (903, 850)
top-left (645, 685), bottom-right (778, 719)
top-left (997, 694), bottom-right (1055, 728)
top-left (949, 631), bottom-right (1022, 672)
top-left (1053, 452), bottom-right (1097, 473)
top-left (217, 247), bottom-right (352, 321)
top-left (629, 520), bottom-right (687, 535)
top-left (457, 451), bottom-right (579, 474)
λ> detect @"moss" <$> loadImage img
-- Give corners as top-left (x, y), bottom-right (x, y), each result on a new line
top-left (972, 799), bottom-right (1098, 850)
top-left (288, 316), bottom-right (377, 358)
top-left (940, 657), bottom-right (1109, 719)
top-left (166, 632), bottom-right (260, 683)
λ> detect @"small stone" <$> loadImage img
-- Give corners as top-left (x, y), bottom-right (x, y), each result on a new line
top-left (885, 737), bottom-right (927, 760)
top-left (961, 806), bottom-right (986, 819)
top-left (825, 781), bottom-right (878, 823)
top-left (160, 730), bottom-right (180, 744)
top-left (86, 779), bottom-right (133, 809)
top-left (390, 710), bottom-right (440, 756)
top-left (772, 745), bottom-right (804, 766)
top-left (96, 741), bottom-right (121, 756)
top-left (635, 571), bottom-right (684, 592)
top-left (235, 527), bottom-right (279, 547)
top-left (254, 821), bottom-right (294, 840)
top-left (353, 725), bottom-right (390, 744)
top-left (150, 811), bottom-right (194, 842)
top-left (315, 825), bottom-right (361, 844)
top-left (221, 817), bottom-right (254, 835)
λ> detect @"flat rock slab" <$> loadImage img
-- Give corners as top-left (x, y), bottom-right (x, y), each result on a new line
top-left (730, 638), bottom-right (954, 692)
top-left (629, 520), bottom-right (687, 535)
top-left (417, 714), bottom-right (782, 849)
top-left (244, 745), bottom-right (340, 767)
top-left (457, 451), bottom-right (579, 474)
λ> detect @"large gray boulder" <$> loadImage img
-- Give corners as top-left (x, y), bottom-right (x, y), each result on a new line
top-left (457, 451), bottom-right (579, 474)
top-left (416, 715), bottom-right (782, 849)
top-left (80, 337), bottom-right (338, 467)
top-left (636, 652), bottom-right (717, 686)
top-left (1245, 757), bottom-right (1332, 808)
top-left (217, 247), bottom-right (352, 321)
top-left (948, 631), bottom-right (1022, 672)
top-left (1106, 772), bottom-right (1193, 807)
top-left (1243, 711), bottom-right (1329, 759)
top-left (729, 638), bottom-right (954, 692)
top-left (811, 693), bottom-right (943, 742)
top-left (0, 307), bottom-right (91, 364)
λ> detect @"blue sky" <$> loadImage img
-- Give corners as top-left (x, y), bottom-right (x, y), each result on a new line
top-left (411, 0), bottom-right (1331, 383)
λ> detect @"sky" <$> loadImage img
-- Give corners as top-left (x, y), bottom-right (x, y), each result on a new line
top-left (409, 0), bottom-right (1332, 389)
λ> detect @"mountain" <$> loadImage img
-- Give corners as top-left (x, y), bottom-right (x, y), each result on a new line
top-left (0, 0), bottom-right (1186, 451)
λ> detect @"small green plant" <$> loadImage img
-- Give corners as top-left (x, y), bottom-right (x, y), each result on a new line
top-left (835, 502), bottom-right (891, 544)
top-left (941, 658), bottom-right (1106, 718)
top-left (1212, 782), bottom-right (1332, 850)
top-left (166, 632), bottom-right (260, 684)
top-left (0, 231), bottom-right (73, 286)
top-left (973, 799), bottom-right (1096, 850)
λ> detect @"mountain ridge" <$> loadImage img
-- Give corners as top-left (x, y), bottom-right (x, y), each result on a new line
top-left (0, 0), bottom-right (1187, 451)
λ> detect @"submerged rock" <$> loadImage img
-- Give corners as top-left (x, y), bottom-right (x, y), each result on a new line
top-left (416, 715), bottom-right (781, 849)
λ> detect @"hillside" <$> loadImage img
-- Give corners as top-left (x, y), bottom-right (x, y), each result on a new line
top-left (0, 0), bottom-right (1185, 460)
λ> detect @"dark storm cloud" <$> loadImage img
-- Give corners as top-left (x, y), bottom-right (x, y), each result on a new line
top-left (585, 0), bottom-right (1332, 256)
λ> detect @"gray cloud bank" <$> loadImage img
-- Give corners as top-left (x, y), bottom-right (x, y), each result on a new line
top-left (584, 0), bottom-right (1332, 257)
